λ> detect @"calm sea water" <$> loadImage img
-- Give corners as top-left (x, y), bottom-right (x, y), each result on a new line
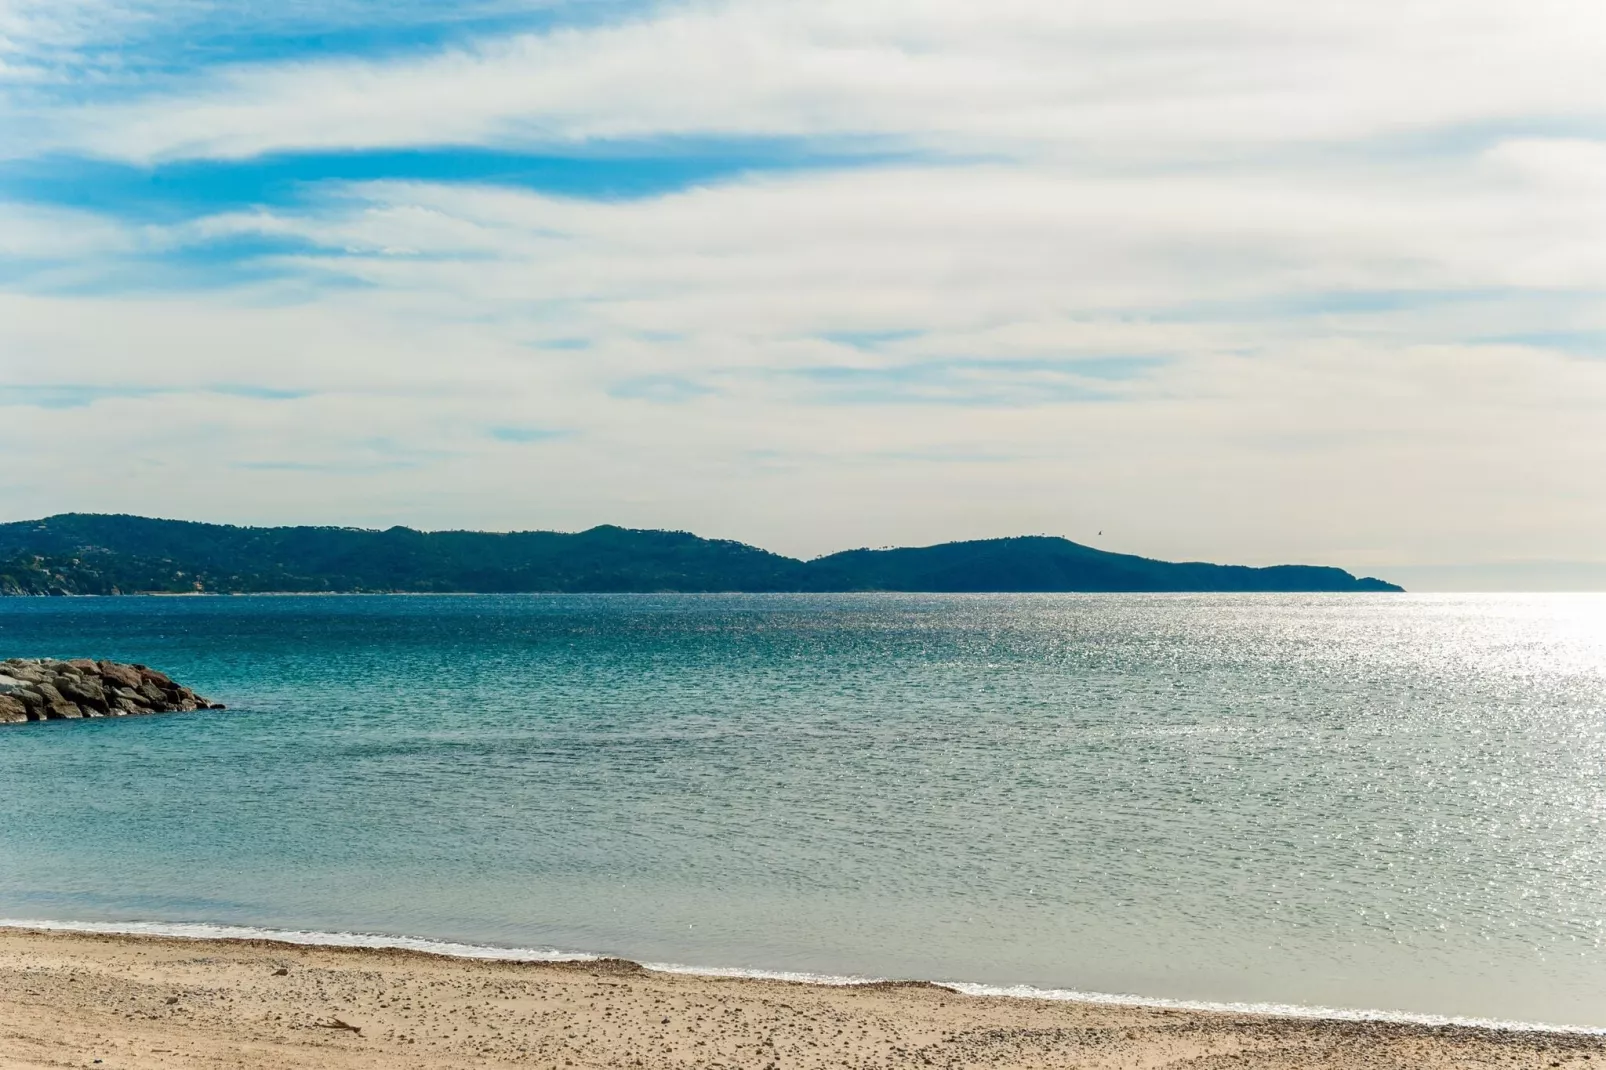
top-left (1, 594), bottom-right (1604, 1027)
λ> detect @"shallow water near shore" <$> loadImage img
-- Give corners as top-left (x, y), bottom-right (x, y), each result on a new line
top-left (1, 593), bottom-right (1603, 1027)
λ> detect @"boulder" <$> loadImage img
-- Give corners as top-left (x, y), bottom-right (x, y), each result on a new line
top-left (46, 700), bottom-right (83, 719)
top-left (65, 658), bottom-right (99, 672)
top-left (138, 667), bottom-right (174, 687)
top-left (99, 662), bottom-right (143, 690)
top-left (0, 695), bottom-right (28, 724)
top-left (59, 676), bottom-right (108, 712)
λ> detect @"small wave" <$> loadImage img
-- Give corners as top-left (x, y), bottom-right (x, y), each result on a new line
top-left (3, 916), bottom-right (1603, 1036)
top-left (643, 961), bottom-right (878, 986)
top-left (0, 917), bottom-right (596, 963)
top-left (939, 982), bottom-right (1606, 1035)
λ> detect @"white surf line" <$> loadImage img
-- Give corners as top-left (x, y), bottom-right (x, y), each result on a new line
top-left (641, 961), bottom-right (885, 987)
top-left (5, 917), bottom-right (1603, 1036)
top-left (0, 918), bottom-right (597, 963)
top-left (936, 982), bottom-right (1606, 1036)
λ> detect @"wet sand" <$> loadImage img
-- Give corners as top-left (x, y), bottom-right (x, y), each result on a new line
top-left (1, 927), bottom-right (1600, 1069)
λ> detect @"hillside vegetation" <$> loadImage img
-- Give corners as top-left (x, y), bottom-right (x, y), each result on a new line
top-left (0, 514), bottom-right (1402, 594)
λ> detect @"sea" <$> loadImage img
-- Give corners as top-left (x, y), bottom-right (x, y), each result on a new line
top-left (2, 593), bottom-right (1603, 1030)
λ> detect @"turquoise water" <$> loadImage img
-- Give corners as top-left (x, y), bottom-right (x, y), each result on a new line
top-left (2, 594), bottom-right (1604, 1027)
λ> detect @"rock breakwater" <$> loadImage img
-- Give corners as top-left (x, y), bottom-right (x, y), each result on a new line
top-left (0, 658), bottom-right (223, 724)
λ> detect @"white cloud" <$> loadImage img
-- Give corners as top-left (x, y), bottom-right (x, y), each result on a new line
top-left (26, 0), bottom-right (1606, 163)
top-left (3, 149), bottom-right (1605, 569)
top-left (0, 201), bottom-right (149, 257)
top-left (183, 147), bottom-right (1605, 338)
top-left (3, 0), bottom-right (1605, 577)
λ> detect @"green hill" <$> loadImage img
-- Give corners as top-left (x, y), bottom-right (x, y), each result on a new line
top-left (0, 514), bottom-right (1402, 595)
top-left (804, 536), bottom-right (1401, 592)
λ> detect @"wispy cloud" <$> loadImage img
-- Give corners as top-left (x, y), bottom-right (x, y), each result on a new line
top-left (210, 384), bottom-right (313, 399)
top-left (487, 424), bottom-right (571, 442)
top-left (14, 2), bottom-right (1605, 165)
top-left (0, 382), bottom-right (315, 407)
top-left (0, 383), bottom-right (164, 409)
top-left (783, 357), bottom-right (1164, 407)
top-left (608, 375), bottom-right (716, 402)
top-left (0, 140), bottom-right (909, 224)
top-left (820, 329), bottom-right (924, 350)
top-left (1479, 331), bottom-right (1606, 357)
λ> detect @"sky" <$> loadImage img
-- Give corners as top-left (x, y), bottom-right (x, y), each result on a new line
top-left (1, 0), bottom-right (1603, 586)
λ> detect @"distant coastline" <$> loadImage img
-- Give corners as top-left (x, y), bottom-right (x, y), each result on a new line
top-left (22, 588), bottom-right (1404, 598)
top-left (0, 513), bottom-right (1403, 595)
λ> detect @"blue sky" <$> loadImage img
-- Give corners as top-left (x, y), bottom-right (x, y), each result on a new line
top-left (1, 0), bottom-right (1604, 583)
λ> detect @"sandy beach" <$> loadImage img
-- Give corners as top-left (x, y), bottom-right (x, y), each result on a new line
top-left (1, 928), bottom-right (1600, 1070)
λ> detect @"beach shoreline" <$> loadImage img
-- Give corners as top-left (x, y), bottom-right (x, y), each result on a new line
top-left (2, 926), bottom-right (1600, 1070)
top-left (6, 917), bottom-right (1602, 1036)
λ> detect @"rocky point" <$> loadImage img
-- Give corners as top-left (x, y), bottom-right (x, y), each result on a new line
top-left (0, 658), bottom-right (223, 724)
